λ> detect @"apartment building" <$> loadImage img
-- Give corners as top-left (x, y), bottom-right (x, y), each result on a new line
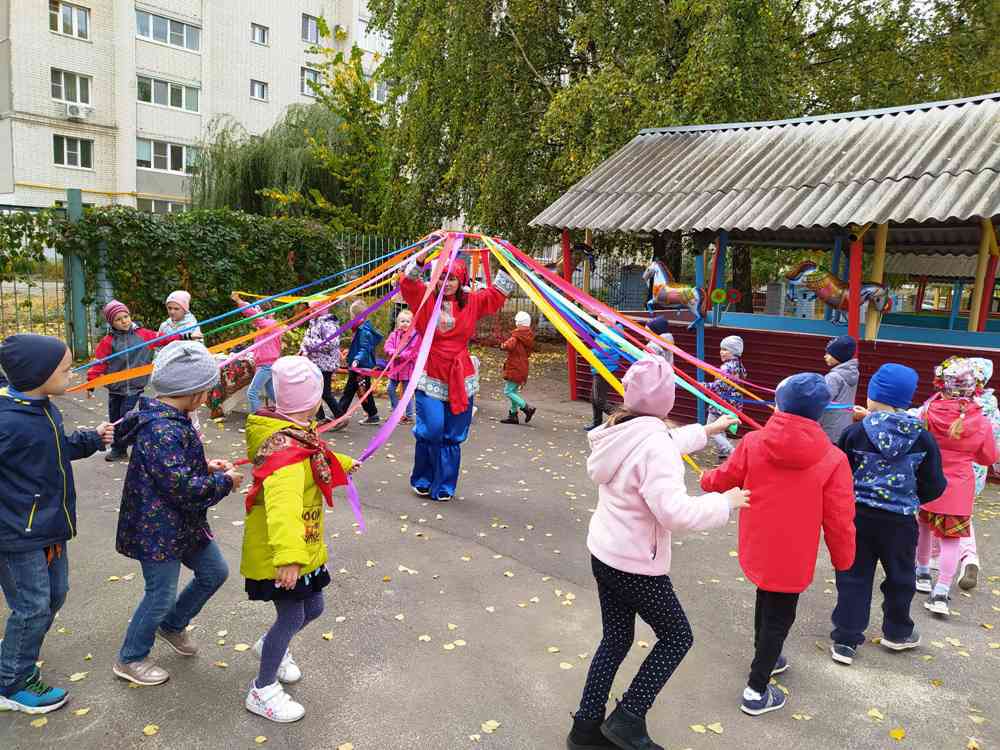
top-left (0, 1), bottom-right (389, 212)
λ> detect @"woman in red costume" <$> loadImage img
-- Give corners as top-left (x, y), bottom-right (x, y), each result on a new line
top-left (399, 248), bottom-right (515, 501)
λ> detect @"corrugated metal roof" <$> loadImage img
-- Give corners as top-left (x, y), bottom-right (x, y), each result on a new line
top-left (885, 253), bottom-right (980, 279)
top-left (532, 93), bottom-right (1000, 253)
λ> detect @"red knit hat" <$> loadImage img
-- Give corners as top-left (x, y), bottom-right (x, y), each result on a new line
top-left (103, 300), bottom-right (130, 326)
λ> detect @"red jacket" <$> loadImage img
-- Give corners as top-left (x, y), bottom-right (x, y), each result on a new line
top-left (501, 327), bottom-right (535, 385)
top-left (701, 411), bottom-right (856, 593)
top-left (921, 396), bottom-right (998, 516)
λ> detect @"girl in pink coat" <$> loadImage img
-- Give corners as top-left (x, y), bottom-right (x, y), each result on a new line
top-left (916, 358), bottom-right (998, 615)
top-left (567, 357), bottom-right (749, 750)
top-left (382, 310), bottom-right (421, 423)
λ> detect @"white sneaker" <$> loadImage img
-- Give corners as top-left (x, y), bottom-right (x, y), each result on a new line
top-left (928, 556), bottom-right (939, 571)
top-left (253, 636), bottom-right (302, 684)
top-left (958, 557), bottom-right (979, 591)
top-left (245, 680), bottom-right (304, 723)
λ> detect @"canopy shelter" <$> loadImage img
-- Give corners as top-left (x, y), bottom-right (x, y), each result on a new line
top-left (532, 93), bottom-right (1000, 344)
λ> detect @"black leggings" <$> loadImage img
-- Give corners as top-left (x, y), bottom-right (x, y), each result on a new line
top-left (317, 370), bottom-right (343, 420)
top-left (337, 372), bottom-right (377, 418)
top-left (749, 588), bottom-right (799, 693)
top-left (576, 556), bottom-right (693, 720)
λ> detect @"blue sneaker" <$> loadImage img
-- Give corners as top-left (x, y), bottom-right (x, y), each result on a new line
top-left (0, 671), bottom-right (68, 714)
top-left (741, 684), bottom-right (786, 716)
top-left (770, 654), bottom-right (789, 675)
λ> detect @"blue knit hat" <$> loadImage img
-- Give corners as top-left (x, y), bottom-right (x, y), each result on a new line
top-left (867, 363), bottom-right (918, 409)
top-left (647, 316), bottom-right (670, 335)
top-left (826, 335), bottom-right (857, 363)
top-left (776, 373), bottom-right (831, 421)
top-left (0, 334), bottom-right (69, 392)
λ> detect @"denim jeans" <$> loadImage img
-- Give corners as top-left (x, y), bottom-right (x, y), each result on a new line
top-left (118, 540), bottom-right (228, 663)
top-left (108, 392), bottom-right (141, 454)
top-left (0, 546), bottom-right (70, 696)
top-left (387, 378), bottom-right (414, 418)
top-left (247, 365), bottom-right (275, 414)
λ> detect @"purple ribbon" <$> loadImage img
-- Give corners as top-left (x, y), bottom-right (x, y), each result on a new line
top-left (303, 287), bottom-right (399, 356)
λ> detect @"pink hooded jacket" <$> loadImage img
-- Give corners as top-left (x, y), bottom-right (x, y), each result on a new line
top-left (586, 418), bottom-right (731, 576)
top-left (241, 305), bottom-right (284, 367)
top-left (383, 327), bottom-right (421, 381)
top-left (922, 397), bottom-right (998, 516)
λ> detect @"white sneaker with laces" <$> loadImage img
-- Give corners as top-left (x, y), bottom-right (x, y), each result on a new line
top-left (253, 636), bottom-right (302, 684)
top-left (245, 680), bottom-right (304, 723)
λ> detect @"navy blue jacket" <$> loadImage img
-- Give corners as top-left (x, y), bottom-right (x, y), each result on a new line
top-left (346, 320), bottom-right (383, 370)
top-left (837, 411), bottom-right (946, 516)
top-left (116, 397), bottom-right (233, 562)
top-left (0, 388), bottom-right (103, 552)
top-left (590, 327), bottom-right (623, 375)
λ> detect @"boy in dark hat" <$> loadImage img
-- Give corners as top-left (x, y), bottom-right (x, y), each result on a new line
top-left (830, 363), bottom-right (947, 666)
top-left (820, 335), bottom-right (859, 443)
top-left (0, 335), bottom-right (114, 713)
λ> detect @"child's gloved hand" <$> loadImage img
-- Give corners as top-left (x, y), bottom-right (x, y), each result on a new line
top-left (225, 469), bottom-right (245, 488)
top-left (96, 421), bottom-right (114, 446)
top-left (706, 414), bottom-right (739, 436)
top-left (725, 487), bottom-right (751, 510)
top-left (275, 564), bottom-right (301, 590)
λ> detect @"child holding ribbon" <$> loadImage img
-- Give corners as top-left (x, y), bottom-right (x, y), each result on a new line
top-left (241, 356), bottom-right (356, 722)
top-left (383, 309), bottom-right (420, 424)
top-left (231, 293), bottom-right (285, 414)
top-left (337, 299), bottom-right (383, 425)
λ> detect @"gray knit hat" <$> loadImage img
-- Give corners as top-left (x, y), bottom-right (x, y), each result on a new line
top-left (150, 341), bottom-right (219, 396)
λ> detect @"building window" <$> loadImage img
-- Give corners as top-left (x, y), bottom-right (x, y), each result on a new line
top-left (51, 69), bottom-right (91, 104)
top-left (136, 138), bottom-right (199, 175)
top-left (136, 9), bottom-right (200, 51)
top-left (357, 15), bottom-right (389, 55)
top-left (251, 23), bottom-right (269, 45)
top-left (53, 134), bottom-right (93, 169)
top-left (250, 80), bottom-right (269, 101)
top-left (300, 67), bottom-right (320, 96)
top-left (49, 1), bottom-right (89, 40)
top-left (302, 14), bottom-right (320, 43)
top-left (137, 76), bottom-right (200, 113)
top-left (137, 198), bottom-right (187, 214)
top-left (372, 78), bottom-right (388, 104)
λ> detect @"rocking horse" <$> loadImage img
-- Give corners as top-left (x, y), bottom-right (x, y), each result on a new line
top-left (785, 260), bottom-right (892, 314)
top-left (643, 258), bottom-right (708, 328)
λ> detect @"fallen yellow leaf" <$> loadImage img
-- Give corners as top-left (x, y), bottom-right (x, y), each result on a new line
top-left (233, 643), bottom-right (251, 652)
top-left (547, 646), bottom-right (561, 654)
top-left (867, 708), bottom-right (885, 722)
top-left (889, 727), bottom-right (906, 741)
top-left (930, 679), bottom-right (943, 688)
top-left (448, 623), bottom-right (459, 631)
top-left (337, 744), bottom-right (353, 750)
top-left (322, 631), bottom-right (334, 641)
top-left (68, 671), bottom-right (88, 682)
top-left (73, 707), bottom-right (91, 716)
top-left (707, 722), bottom-right (723, 734)
top-left (443, 643), bottom-right (456, 651)
top-left (967, 739), bottom-right (981, 750)
top-left (559, 662), bottom-right (574, 670)
top-left (418, 634), bottom-right (431, 642)
top-left (690, 724), bottom-right (707, 733)
top-left (213, 661), bottom-right (228, 668)
top-left (481, 719), bottom-right (501, 734)
top-left (969, 715), bottom-right (986, 726)
top-left (255, 737), bottom-right (267, 745)
top-left (31, 717), bottom-right (48, 728)
top-left (143, 724), bottom-right (159, 736)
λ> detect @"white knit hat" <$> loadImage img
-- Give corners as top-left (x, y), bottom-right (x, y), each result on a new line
top-left (514, 311), bottom-right (531, 327)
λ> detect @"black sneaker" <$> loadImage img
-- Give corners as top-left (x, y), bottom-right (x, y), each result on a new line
top-left (924, 593), bottom-right (950, 616)
top-left (521, 405), bottom-right (536, 423)
top-left (830, 643), bottom-right (856, 665)
top-left (500, 412), bottom-right (519, 425)
top-left (601, 703), bottom-right (664, 750)
top-left (359, 415), bottom-right (381, 425)
top-left (567, 714), bottom-right (615, 749)
top-left (915, 572), bottom-right (932, 593)
top-left (881, 629), bottom-right (921, 651)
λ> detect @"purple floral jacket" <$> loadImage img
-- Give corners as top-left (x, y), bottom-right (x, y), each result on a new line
top-left (300, 313), bottom-right (342, 372)
top-left (116, 397), bottom-right (234, 561)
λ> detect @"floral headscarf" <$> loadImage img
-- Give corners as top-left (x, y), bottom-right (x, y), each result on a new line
top-left (969, 357), bottom-right (994, 388)
top-left (933, 356), bottom-right (979, 398)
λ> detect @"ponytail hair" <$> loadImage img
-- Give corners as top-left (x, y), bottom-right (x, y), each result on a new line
top-left (948, 399), bottom-right (968, 439)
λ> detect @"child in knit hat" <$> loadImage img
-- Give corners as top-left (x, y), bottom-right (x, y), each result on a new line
top-left (644, 315), bottom-right (675, 364)
top-left (820, 335), bottom-right (859, 443)
top-left (241, 356), bottom-right (357, 722)
top-left (112, 342), bottom-right (243, 688)
top-left (702, 373), bottom-right (856, 716)
top-left (913, 357), bottom-right (997, 615)
top-left (0, 335), bottom-right (114, 713)
top-left (87, 300), bottom-right (172, 461)
top-left (705, 335), bottom-right (746, 458)
top-left (830, 364), bottom-right (947, 666)
top-left (567, 358), bottom-right (749, 750)
top-left (499, 310), bottom-right (536, 425)
top-left (337, 299), bottom-right (383, 426)
top-left (159, 291), bottom-right (205, 434)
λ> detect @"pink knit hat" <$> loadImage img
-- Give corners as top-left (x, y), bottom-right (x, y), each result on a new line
top-left (622, 357), bottom-right (676, 417)
top-left (103, 299), bottom-right (130, 326)
top-left (271, 356), bottom-right (323, 414)
top-left (165, 290), bottom-right (191, 312)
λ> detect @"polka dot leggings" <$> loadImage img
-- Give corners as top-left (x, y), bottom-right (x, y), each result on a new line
top-left (576, 556), bottom-right (694, 720)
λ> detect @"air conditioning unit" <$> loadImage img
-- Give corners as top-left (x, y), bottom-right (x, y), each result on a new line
top-left (65, 103), bottom-right (94, 121)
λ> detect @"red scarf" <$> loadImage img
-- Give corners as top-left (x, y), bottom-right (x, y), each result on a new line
top-left (245, 422), bottom-right (349, 513)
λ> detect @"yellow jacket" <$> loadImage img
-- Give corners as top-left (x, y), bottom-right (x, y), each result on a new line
top-left (240, 414), bottom-right (354, 582)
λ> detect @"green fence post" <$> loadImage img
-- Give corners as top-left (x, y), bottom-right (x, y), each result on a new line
top-left (64, 189), bottom-right (89, 358)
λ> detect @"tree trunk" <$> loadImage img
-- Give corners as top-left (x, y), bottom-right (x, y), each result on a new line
top-left (732, 246), bottom-right (754, 312)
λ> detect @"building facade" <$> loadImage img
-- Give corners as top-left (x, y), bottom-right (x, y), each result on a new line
top-left (0, 1), bottom-right (388, 212)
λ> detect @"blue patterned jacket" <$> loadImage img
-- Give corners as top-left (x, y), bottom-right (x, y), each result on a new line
top-left (116, 397), bottom-right (233, 561)
top-left (837, 411), bottom-right (946, 516)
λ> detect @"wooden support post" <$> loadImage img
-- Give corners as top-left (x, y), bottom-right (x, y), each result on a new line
top-left (714, 231), bottom-right (728, 326)
top-left (563, 228), bottom-right (577, 401)
top-left (976, 221), bottom-right (999, 332)
top-left (968, 218), bottom-right (992, 332)
top-left (914, 276), bottom-right (928, 313)
top-left (948, 281), bottom-right (963, 331)
top-left (863, 223), bottom-right (888, 341)
top-left (826, 236), bottom-right (843, 322)
top-left (695, 250), bottom-right (706, 425)
top-left (847, 237), bottom-right (863, 340)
